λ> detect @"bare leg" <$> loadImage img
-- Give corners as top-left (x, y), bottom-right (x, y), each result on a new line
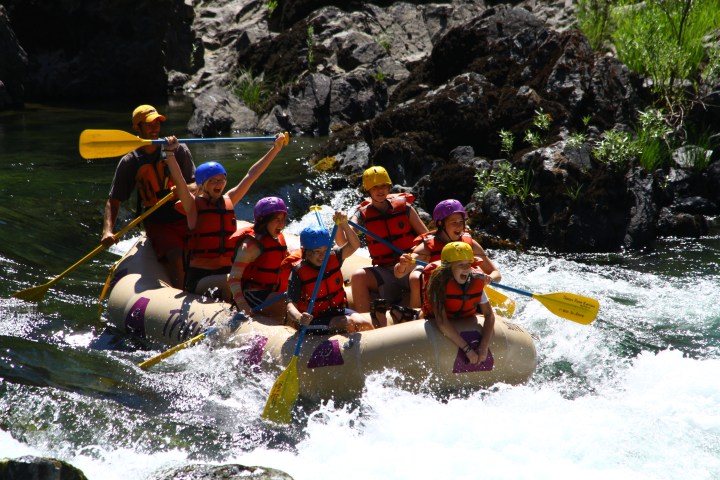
top-left (165, 247), bottom-right (185, 289)
top-left (408, 270), bottom-right (422, 308)
top-left (350, 267), bottom-right (378, 313)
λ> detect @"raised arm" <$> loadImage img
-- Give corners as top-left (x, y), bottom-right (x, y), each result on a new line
top-left (164, 136), bottom-right (197, 228)
top-left (334, 211), bottom-right (360, 261)
top-left (471, 239), bottom-right (501, 284)
top-left (408, 206), bottom-right (429, 235)
top-left (226, 133), bottom-right (286, 205)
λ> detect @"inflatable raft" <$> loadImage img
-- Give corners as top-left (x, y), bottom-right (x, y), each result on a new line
top-left (106, 234), bottom-right (537, 400)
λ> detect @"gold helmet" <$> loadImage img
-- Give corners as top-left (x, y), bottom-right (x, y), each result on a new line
top-left (441, 241), bottom-right (474, 263)
top-left (362, 166), bottom-right (392, 191)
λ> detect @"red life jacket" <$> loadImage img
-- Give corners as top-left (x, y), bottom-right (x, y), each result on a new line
top-left (134, 151), bottom-right (174, 209)
top-left (357, 193), bottom-right (417, 266)
top-left (293, 253), bottom-right (347, 317)
top-left (421, 262), bottom-right (485, 319)
top-left (186, 195), bottom-right (237, 263)
top-left (413, 231), bottom-right (473, 262)
top-left (237, 225), bottom-right (289, 291)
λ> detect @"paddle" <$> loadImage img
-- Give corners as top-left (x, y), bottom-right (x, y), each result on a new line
top-left (13, 190), bottom-right (176, 302)
top-left (79, 129), bottom-right (290, 160)
top-left (491, 283), bottom-right (599, 325)
top-left (347, 220), bottom-right (515, 316)
top-left (262, 223), bottom-right (339, 424)
top-left (138, 292), bottom-right (288, 369)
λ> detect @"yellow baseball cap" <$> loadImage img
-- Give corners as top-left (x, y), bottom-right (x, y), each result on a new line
top-left (132, 104), bottom-right (166, 126)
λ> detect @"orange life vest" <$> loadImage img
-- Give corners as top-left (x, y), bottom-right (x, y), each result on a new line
top-left (421, 262), bottom-right (485, 319)
top-left (413, 231), bottom-right (473, 262)
top-left (186, 195), bottom-right (237, 265)
top-left (237, 226), bottom-right (289, 291)
top-left (357, 193), bottom-right (417, 266)
top-left (292, 253), bottom-right (347, 317)
top-left (134, 151), bottom-right (174, 208)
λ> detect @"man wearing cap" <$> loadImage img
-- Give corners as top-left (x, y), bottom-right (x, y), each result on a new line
top-left (101, 104), bottom-right (196, 288)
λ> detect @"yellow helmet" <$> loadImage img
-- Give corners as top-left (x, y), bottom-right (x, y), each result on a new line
top-left (441, 241), bottom-right (474, 263)
top-left (362, 166), bottom-right (392, 191)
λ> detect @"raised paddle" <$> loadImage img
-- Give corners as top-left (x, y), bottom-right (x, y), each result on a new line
top-left (347, 219), bottom-right (516, 316)
top-left (12, 190), bottom-right (176, 302)
top-left (491, 283), bottom-right (600, 325)
top-left (79, 129), bottom-right (290, 160)
top-left (138, 292), bottom-right (288, 369)
top-left (262, 222), bottom-right (339, 424)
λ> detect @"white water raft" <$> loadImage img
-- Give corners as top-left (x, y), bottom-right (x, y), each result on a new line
top-left (106, 234), bottom-right (537, 400)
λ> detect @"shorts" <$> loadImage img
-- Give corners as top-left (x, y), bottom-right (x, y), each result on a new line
top-left (366, 265), bottom-right (411, 304)
top-left (185, 265), bottom-right (231, 293)
top-left (145, 219), bottom-right (187, 260)
top-left (244, 289), bottom-right (274, 309)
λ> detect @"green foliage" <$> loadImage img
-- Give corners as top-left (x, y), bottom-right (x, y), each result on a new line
top-left (566, 132), bottom-right (587, 150)
top-left (635, 108), bottom-right (673, 171)
top-left (378, 36), bottom-right (391, 54)
top-left (498, 129), bottom-right (515, 156)
top-left (564, 183), bottom-right (585, 201)
top-left (683, 129), bottom-right (716, 172)
top-left (523, 108), bottom-right (552, 148)
top-left (266, 0), bottom-right (278, 14)
top-left (307, 26), bottom-right (315, 66)
top-left (372, 70), bottom-right (386, 83)
top-left (592, 129), bottom-right (640, 168)
top-left (475, 162), bottom-right (537, 203)
top-left (576, 0), bottom-right (613, 50)
top-left (231, 69), bottom-right (268, 111)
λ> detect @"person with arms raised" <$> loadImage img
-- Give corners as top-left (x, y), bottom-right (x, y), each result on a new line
top-left (287, 213), bottom-right (374, 333)
top-left (101, 105), bottom-right (195, 288)
top-left (164, 133), bottom-right (286, 300)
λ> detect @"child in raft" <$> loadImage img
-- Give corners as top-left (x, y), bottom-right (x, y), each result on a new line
top-left (164, 133), bottom-right (286, 301)
top-left (286, 212), bottom-right (375, 333)
top-left (392, 199), bottom-right (501, 317)
top-left (228, 196), bottom-right (291, 319)
top-left (423, 241), bottom-right (495, 364)
top-left (349, 166), bottom-right (428, 326)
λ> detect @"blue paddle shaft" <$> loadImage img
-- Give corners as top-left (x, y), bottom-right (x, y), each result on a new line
top-left (491, 282), bottom-right (533, 298)
top-left (348, 219), bottom-right (427, 266)
top-left (151, 136), bottom-right (277, 145)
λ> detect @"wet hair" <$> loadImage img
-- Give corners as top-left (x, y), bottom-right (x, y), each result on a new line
top-left (426, 262), bottom-right (454, 317)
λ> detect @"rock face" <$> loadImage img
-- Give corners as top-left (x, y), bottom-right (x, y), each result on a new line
top-left (0, 0), bottom-right (718, 252)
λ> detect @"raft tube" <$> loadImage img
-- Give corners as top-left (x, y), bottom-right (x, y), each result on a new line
top-left (106, 236), bottom-right (537, 400)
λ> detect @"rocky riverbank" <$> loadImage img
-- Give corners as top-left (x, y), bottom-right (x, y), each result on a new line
top-left (1, 0), bottom-right (718, 254)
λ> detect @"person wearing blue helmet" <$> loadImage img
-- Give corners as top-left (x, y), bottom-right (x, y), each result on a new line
top-left (286, 211), bottom-right (374, 333)
top-left (101, 105), bottom-right (196, 288)
top-left (391, 198), bottom-right (501, 316)
top-left (164, 132), bottom-right (287, 299)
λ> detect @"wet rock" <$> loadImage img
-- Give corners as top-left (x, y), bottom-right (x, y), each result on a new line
top-left (150, 463), bottom-right (293, 480)
top-left (0, 456), bottom-right (88, 480)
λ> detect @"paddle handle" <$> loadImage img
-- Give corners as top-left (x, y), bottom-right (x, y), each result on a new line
top-left (151, 132), bottom-right (289, 146)
top-left (491, 282), bottom-right (533, 299)
top-left (347, 220), bottom-right (427, 266)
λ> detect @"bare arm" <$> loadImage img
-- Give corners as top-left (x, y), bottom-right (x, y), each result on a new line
top-left (471, 239), bottom-right (501, 284)
top-left (335, 211), bottom-right (360, 261)
top-left (226, 133), bottom-right (286, 205)
top-left (164, 136), bottom-right (197, 229)
top-left (475, 299), bottom-right (495, 363)
top-left (408, 206), bottom-right (429, 235)
top-left (101, 198), bottom-right (121, 246)
top-left (228, 238), bottom-right (262, 313)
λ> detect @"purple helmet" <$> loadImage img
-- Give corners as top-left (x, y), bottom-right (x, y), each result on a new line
top-left (195, 161), bottom-right (227, 185)
top-left (433, 199), bottom-right (466, 225)
top-left (253, 196), bottom-right (288, 222)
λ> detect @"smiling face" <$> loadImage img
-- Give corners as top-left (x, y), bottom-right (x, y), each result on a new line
top-left (304, 245), bottom-right (328, 267)
top-left (368, 183), bottom-right (390, 204)
top-left (135, 119), bottom-right (162, 140)
top-left (202, 174), bottom-right (227, 199)
top-left (441, 213), bottom-right (466, 241)
top-left (265, 212), bottom-right (287, 239)
top-left (450, 260), bottom-right (473, 285)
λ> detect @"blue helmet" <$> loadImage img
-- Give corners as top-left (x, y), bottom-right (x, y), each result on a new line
top-left (195, 161), bottom-right (227, 185)
top-left (300, 225), bottom-right (330, 249)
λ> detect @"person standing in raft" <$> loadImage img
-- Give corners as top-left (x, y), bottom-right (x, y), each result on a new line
top-left (349, 166), bottom-right (428, 327)
top-left (287, 213), bottom-right (375, 333)
top-left (228, 196), bottom-right (291, 319)
top-left (164, 133), bottom-right (286, 300)
top-left (393, 199), bottom-right (501, 316)
top-left (423, 241), bottom-right (495, 364)
top-left (101, 105), bottom-right (196, 288)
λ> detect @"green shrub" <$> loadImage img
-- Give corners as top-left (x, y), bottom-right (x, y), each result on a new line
top-left (231, 69), bottom-right (267, 111)
top-left (592, 129), bottom-right (640, 168)
top-left (576, 0), bottom-right (613, 50)
top-left (498, 129), bottom-right (515, 156)
top-left (636, 108), bottom-right (673, 171)
top-left (475, 162), bottom-right (537, 203)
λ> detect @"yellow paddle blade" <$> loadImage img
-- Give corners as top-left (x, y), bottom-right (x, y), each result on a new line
top-left (262, 356), bottom-right (299, 424)
top-left (533, 292), bottom-right (600, 325)
top-left (12, 281), bottom-right (55, 302)
top-left (485, 285), bottom-right (516, 318)
top-left (79, 129), bottom-right (151, 159)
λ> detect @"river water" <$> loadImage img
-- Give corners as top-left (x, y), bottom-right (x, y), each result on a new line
top-left (1, 100), bottom-right (720, 480)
